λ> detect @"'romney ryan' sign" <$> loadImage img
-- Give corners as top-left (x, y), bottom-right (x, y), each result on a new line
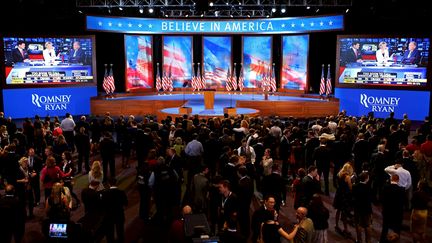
top-left (86, 15), bottom-right (343, 34)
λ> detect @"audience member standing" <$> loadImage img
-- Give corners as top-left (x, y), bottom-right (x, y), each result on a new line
top-left (352, 172), bottom-right (373, 243)
top-left (251, 195), bottom-right (277, 243)
top-left (217, 180), bottom-right (239, 232)
top-left (380, 174), bottom-right (405, 243)
top-left (104, 178), bottom-right (128, 243)
top-left (88, 161), bottom-right (105, 191)
top-left (0, 185), bottom-right (26, 243)
top-left (308, 194), bottom-right (329, 243)
top-left (301, 166), bottom-right (321, 207)
top-left (333, 163), bottom-right (354, 237)
top-left (75, 126), bottom-right (91, 174)
top-left (60, 113), bottom-right (76, 152)
top-left (312, 138), bottom-right (332, 195)
top-left (27, 147), bottom-right (43, 206)
top-left (236, 165), bottom-right (254, 237)
top-left (294, 207), bottom-right (315, 243)
top-left (410, 180), bottom-right (430, 243)
top-left (99, 132), bottom-right (117, 181)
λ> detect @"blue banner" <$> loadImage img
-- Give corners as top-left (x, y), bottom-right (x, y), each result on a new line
top-left (3, 87), bottom-right (97, 118)
top-left (335, 88), bottom-right (430, 120)
top-left (86, 15), bottom-right (343, 34)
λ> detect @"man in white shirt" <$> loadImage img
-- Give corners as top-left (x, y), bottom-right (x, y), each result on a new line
top-left (61, 113), bottom-right (76, 152)
top-left (384, 163), bottom-right (412, 210)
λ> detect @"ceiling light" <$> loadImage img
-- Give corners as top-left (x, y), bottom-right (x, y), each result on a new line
top-left (281, 8), bottom-right (286, 13)
top-left (165, 14), bottom-right (168, 17)
top-left (306, 6), bottom-right (310, 10)
top-left (78, 10), bottom-right (83, 14)
top-left (108, 8), bottom-right (111, 14)
top-left (201, 13), bottom-right (204, 17)
top-left (315, 8), bottom-right (320, 13)
top-left (185, 14), bottom-right (189, 17)
top-left (266, 15), bottom-right (269, 18)
top-left (272, 8), bottom-right (276, 13)
top-left (148, 7), bottom-right (154, 13)
top-left (139, 8), bottom-right (143, 14)
top-left (247, 14), bottom-right (250, 18)
top-left (230, 14), bottom-right (233, 18)
top-left (215, 11), bottom-right (219, 16)
top-left (345, 8), bottom-right (350, 13)
top-left (119, 7), bottom-right (123, 11)
top-left (209, 2), bottom-right (214, 7)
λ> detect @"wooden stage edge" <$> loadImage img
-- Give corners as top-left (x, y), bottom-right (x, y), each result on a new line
top-left (90, 91), bottom-right (340, 118)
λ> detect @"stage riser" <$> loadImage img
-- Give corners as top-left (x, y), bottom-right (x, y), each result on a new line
top-left (91, 99), bottom-right (185, 116)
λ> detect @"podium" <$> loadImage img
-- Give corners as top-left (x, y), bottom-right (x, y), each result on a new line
top-left (203, 89), bottom-right (215, 110)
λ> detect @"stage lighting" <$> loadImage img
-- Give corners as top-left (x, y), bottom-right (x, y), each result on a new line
top-left (306, 6), bottom-right (310, 10)
top-left (345, 8), bottom-right (350, 13)
top-left (201, 13), bottom-right (204, 17)
top-left (108, 8), bottom-right (111, 14)
top-left (215, 11), bottom-right (219, 17)
top-left (266, 15), bottom-right (270, 18)
top-left (271, 7), bottom-right (276, 13)
top-left (209, 2), bottom-right (214, 7)
top-left (281, 8), bottom-right (286, 13)
top-left (247, 14), bottom-right (250, 18)
top-left (78, 10), bottom-right (83, 14)
top-left (230, 14), bottom-right (233, 18)
top-left (165, 14), bottom-right (168, 17)
top-left (139, 8), bottom-right (143, 14)
top-left (315, 8), bottom-right (320, 13)
top-left (119, 7), bottom-right (123, 11)
top-left (148, 7), bottom-right (154, 13)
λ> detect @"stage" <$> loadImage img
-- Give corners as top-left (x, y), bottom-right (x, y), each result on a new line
top-left (90, 92), bottom-right (339, 118)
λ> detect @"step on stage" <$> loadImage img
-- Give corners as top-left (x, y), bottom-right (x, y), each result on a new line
top-left (90, 91), bottom-right (339, 118)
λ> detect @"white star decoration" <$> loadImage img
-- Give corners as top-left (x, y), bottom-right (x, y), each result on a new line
top-left (320, 21), bottom-right (324, 26)
top-left (291, 23), bottom-right (295, 27)
top-left (148, 24), bottom-right (153, 28)
top-left (118, 23), bottom-right (122, 27)
top-left (108, 22), bottom-right (112, 26)
top-left (138, 24), bottom-right (143, 28)
top-left (301, 22), bottom-right (305, 27)
top-left (128, 23), bottom-right (132, 27)
top-left (98, 21), bottom-right (102, 26)
top-left (329, 21), bottom-right (333, 25)
top-left (281, 24), bottom-right (285, 28)
top-left (310, 22), bottom-right (314, 26)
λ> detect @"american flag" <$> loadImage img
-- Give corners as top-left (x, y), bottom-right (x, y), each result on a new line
top-left (103, 64), bottom-right (115, 94)
top-left (135, 38), bottom-right (152, 88)
top-left (231, 66), bottom-right (237, 91)
top-left (326, 64), bottom-right (332, 96)
top-left (226, 68), bottom-right (232, 91)
top-left (155, 63), bottom-right (162, 91)
top-left (126, 36), bottom-right (153, 90)
top-left (238, 64), bottom-right (244, 91)
top-left (197, 63), bottom-right (206, 90)
top-left (281, 65), bottom-right (307, 90)
top-left (270, 64), bottom-right (277, 92)
top-left (163, 41), bottom-right (189, 88)
top-left (262, 66), bottom-right (270, 92)
top-left (319, 65), bottom-right (326, 96)
top-left (168, 64), bottom-right (174, 92)
top-left (191, 64), bottom-right (198, 91)
top-left (162, 71), bottom-right (169, 91)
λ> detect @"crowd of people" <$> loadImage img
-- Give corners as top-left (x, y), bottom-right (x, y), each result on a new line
top-left (0, 110), bottom-right (431, 243)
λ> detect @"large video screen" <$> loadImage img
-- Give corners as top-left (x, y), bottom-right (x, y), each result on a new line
top-left (3, 36), bottom-right (95, 85)
top-left (203, 36), bottom-right (232, 89)
top-left (125, 35), bottom-right (153, 91)
top-left (281, 35), bottom-right (309, 90)
top-left (163, 36), bottom-right (193, 88)
top-left (243, 36), bottom-right (272, 88)
top-left (336, 36), bottom-right (430, 88)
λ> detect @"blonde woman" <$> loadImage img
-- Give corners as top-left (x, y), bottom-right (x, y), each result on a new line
top-left (376, 41), bottom-right (390, 64)
top-left (43, 41), bottom-right (59, 63)
top-left (45, 182), bottom-right (70, 221)
top-left (88, 161), bottom-right (104, 191)
top-left (333, 162), bottom-right (354, 237)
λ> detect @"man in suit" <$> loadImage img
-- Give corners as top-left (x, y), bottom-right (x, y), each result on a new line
top-left (99, 132), bottom-right (116, 181)
top-left (352, 172), bottom-right (373, 243)
top-left (380, 174), bottom-right (405, 243)
top-left (103, 178), bottom-right (128, 243)
top-left (68, 41), bottom-right (86, 64)
top-left (27, 147), bottom-right (43, 206)
top-left (0, 185), bottom-right (26, 243)
top-left (250, 195), bottom-right (277, 243)
top-left (11, 40), bottom-right (29, 63)
top-left (343, 41), bottom-right (362, 65)
top-left (312, 138), bottom-right (332, 195)
top-left (301, 165), bottom-right (321, 207)
top-left (401, 41), bottom-right (421, 65)
top-left (236, 166), bottom-right (254, 237)
top-left (217, 180), bottom-right (239, 232)
top-left (261, 164), bottom-right (285, 211)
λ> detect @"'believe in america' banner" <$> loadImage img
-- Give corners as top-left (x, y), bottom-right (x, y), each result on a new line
top-left (86, 15), bottom-right (343, 34)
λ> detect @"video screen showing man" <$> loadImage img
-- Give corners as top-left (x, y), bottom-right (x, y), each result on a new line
top-left (401, 41), bottom-right (421, 65)
top-left (68, 41), bottom-right (87, 64)
top-left (11, 40), bottom-right (29, 64)
top-left (342, 42), bottom-right (363, 66)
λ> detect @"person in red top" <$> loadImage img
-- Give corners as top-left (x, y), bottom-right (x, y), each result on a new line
top-left (52, 122), bottom-right (63, 139)
top-left (405, 138), bottom-right (420, 154)
top-left (420, 134), bottom-right (432, 158)
top-left (40, 156), bottom-right (71, 202)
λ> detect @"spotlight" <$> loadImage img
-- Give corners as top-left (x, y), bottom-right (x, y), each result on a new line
top-left (345, 8), bottom-right (350, 13)
top-left (108, 8), bottom-right (111, 14)
top-left (201, 13), bottom-right (204, 17)
top-left (215, 11), bottom-right (219, 17)
top-left (119, 7), bottom-right (123, 11)
top-left (78, 10), bottom-right (83, 14)
top-left (148, 7), bottom-right (154, 13)
top-left (315, 8), bottom-right (319, 13)
top-left (306, 6), bottom-right (310, 10)
top-left (226, 2), bottom-right (229, 5)
top-left (266, 15), bottom-right (270, 18)
top-left (247, 14), bottom-right (250, 18)
top-left (271, 7), bottom-right (276, 13)
top-left (238, 1), bottom-right (241, 5)
top-left (281, 8), bottom-right (286, 13)
top-left (185, 14), bottom-right (189, 17)
top-left (139, 8), bottom-right (143, 14)
top-left (209, 2), bottom-right (214, 7)
top-left (165, 14), bottom-right (168, 17)
top-left (230, 14), bottom-right (233, 18)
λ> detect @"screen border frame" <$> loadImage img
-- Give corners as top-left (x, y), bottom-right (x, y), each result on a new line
top-left (1, 34), bottom-right (97, 89)
top-left (335, 34), bottom-right (431, 91)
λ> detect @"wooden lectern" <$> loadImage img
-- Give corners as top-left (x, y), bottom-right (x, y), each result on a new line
top-left (203, 89), bottom-right (215, 110)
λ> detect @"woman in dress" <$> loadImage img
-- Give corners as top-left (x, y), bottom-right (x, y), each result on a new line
top-left (333, 162), bottom-right (354, 237)
top-left (261, 148), bottom-right (273, 176)
top-left (88, 160), bottom-right (104, 191)
top-left (260, 210), bottom-right (299, 243)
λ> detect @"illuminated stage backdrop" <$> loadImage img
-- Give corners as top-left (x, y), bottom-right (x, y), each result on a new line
top-left (163, 36), bottom-right (193, 88)
top-left (203, 36), bottom-right (232, 88)
top-left (243, 36), bottom-right (272, 88)
top-left (281, 35), bottom-right (309, 90)
top-left (125, 35), bottom-right (153, 91)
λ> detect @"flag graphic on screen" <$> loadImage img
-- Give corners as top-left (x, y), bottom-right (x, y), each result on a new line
top-left (226, 68), bottom-right (232, 91)
top-left (326, 64), bottom-right (332, 96)
top-left (203, 37), bottom-right (231, 88)
top-left (162, 71), bottom-right (169, 91)
top-left (125, 35), bottom-right (153, 91)
top-left (238, 64), bottom-right (244, 91)
top-left (103, 64), bottom-right (115, 94)
top-left (319, 65), bottom-right (326, 96)
top-left (163, 37), bottom-right (192, 88)
top-left (156, 63), bottom-right (162, 91)
top-left (270, 64), bottom-right (276, 92)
